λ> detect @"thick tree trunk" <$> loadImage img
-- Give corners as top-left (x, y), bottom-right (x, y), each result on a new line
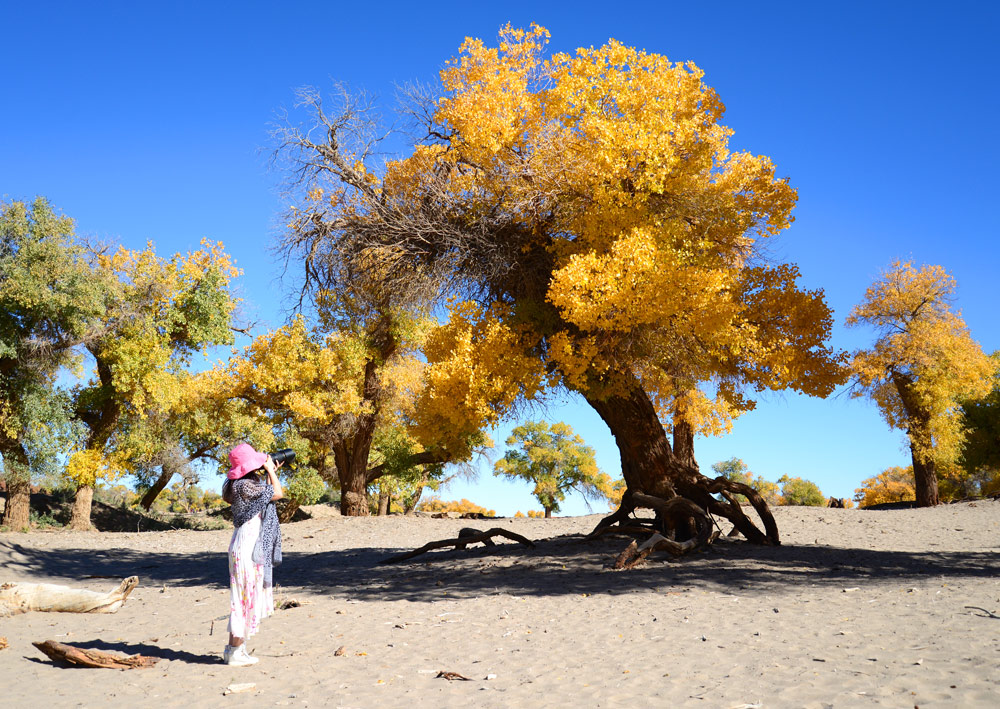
top-left (335, 437), bottom-right (371, 516)
top-left (585, 381), bottom-right (681, 499)
top-left (404, 485), bottom-right (424, 515)
top-left (672, 414), bottom-right (698, 469)
top-left (585, 375), bottom-right (778, 547)
top-left (892, 371), bottom-right (940, 507)
top-left (2, 474), bottom-right (31, 531)
top-left (911, 445), bottom-right (940, 507)
top-left (544, 507), bottom-right (552, 518)
top-left (0, 443), bottom-right (32, 530)
top-left (140, 468), bottom-right (174, 510)
top-left (377, 492), bottom-right (391, 516)
top-left (69, 484), bottom-right (94, 531)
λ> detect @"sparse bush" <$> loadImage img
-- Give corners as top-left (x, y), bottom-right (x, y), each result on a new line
top-left (777, 475), bottom-right (826, 506)
top-left (712, 458), bottom-right (781, 505)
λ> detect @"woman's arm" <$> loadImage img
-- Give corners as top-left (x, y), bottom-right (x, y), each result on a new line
top-left (262, 456), bottom-right (285, 501)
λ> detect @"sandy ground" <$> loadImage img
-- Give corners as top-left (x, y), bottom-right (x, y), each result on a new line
top-left (2, 502), bottom-right (1000, 708)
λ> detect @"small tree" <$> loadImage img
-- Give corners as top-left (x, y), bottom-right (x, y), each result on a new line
top-left (415, 497), bottom-right (496, 516)
top-left (854, 466), bottom-right (916, 507)
top-left (777, 475), bottom-right (826, 506)
top-left (848, 262), bottom-right (997, 506)
top-left (494, 421), bottom-right (612, 517)
top-left (711, 458), bottom-right (781, 506)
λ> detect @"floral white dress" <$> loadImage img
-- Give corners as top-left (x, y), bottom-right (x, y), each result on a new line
top-left (227, 481), bottom-right (276, 639)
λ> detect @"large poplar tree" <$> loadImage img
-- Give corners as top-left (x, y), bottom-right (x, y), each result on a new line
top-left (275, 26), bottom-right (846, 546)
top-left (848, 262), bottom-right (997, 506)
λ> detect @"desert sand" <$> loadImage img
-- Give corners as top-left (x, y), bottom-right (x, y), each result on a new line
top-left (2, 502), bottom-right (1000, 708)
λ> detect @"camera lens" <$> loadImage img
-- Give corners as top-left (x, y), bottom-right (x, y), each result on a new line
top-left (271, 448), bottom-right (296, 466)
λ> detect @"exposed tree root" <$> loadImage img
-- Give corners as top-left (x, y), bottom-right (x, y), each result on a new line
top-left (592, 474), bottom-right (780, 568)
top-left (32, 640), bottom-right (158, 669)
top-left (379, 527), bottom-right (535, 564)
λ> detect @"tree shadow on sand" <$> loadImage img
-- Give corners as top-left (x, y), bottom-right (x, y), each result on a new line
top-left (3, 535), bottom-right (998, 602)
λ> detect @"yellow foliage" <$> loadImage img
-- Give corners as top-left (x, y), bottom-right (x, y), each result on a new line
top-left (392, 25), bottom-right (841, 427)
top-left (848, 262), bottom-right (998, 467)
top-left (285, 24), bottom-right (846, 449)
top-left (413, 301), bottom-right (551, 456)
top-left (605, 478), bottom-right (627, 510)
top-left (65, 448), bottom-right (130, 487)
top-left (415, 496), bottom-right (496, 516)
top-left (854, 466), bottom-right (916, 507)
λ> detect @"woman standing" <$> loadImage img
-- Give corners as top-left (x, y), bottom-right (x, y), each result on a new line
top-left (221, 443), bottom-right (284, 666)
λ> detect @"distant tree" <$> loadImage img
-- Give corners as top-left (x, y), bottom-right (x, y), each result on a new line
top-left (711, 458), bottom-right (781, 506)
top-left (415, 497), bottom-right (496, 516)
top-left (202, 314), bottom-right (488, 517)
top-left (1, 198), bottom-right (103, 529)
top-left (65, 240), bottom-right (240, 529)
top-left (854, 466), bottom-right (916, 507)
top-left (847, 262), bottom-right (998, 507)
top-left (777, 475), bottom-right (826, 506)
top-left (959, 352), bottom-right (1000, 489)
top-left (494, 421), bottom-right (613, 517)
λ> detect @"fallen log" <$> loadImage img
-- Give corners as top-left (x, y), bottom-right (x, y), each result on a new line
top-left (379, 527), bottom-right (535, 564)
top-left (32, 640), bottom-right (158, 669)
top-left (0, 576), bottom-right (138, 617)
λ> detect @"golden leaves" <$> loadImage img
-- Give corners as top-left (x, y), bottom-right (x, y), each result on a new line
top-left (848, 261), bottom-right (998, 465)
top-left (413, 301), bottom-right (550, 454)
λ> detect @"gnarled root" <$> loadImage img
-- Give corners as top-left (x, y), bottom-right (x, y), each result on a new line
top-left (593, 474), bottom-right (779, 568)
top-left (379, 527), bottom-right (535, 564)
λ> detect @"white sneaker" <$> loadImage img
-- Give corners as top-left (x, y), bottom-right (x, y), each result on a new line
top-left (224, 644), bottom-right (259, 666)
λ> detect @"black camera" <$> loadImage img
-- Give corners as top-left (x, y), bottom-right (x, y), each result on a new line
top-left (270, 448), bottom-right (296, 466)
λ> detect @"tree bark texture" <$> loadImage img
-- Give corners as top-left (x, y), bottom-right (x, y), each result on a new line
top-left (672, 413), bottom-right (698, 469)
top-left (585, 375), bottom-right (778, 548)
top-left (69, 485), bottom-right (95, 531)
top-left (892, 371), bottom-right (940, 507)
top-left (911, 444), bottom-right (940, 507)
top-left (0, 441), bottom-right (31, 530)
top-left (2, 474), bottom-right (31, 531)
top-left (33, 640), bottom-right (157, 669)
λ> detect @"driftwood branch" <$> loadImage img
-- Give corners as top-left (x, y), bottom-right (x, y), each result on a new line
top-left (32, 640), bottom-right (158, 669)
top-left (379, 527), bottom-right (535, 564)
top-left (1, 576), bottom-right (138, 617)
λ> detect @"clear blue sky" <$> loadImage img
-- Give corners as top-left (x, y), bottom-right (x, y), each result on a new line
top-left (3, 1), bottom-right (997, 515)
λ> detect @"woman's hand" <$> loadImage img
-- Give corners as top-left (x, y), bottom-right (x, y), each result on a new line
top-left (263, 456), bottom-right (285, 501)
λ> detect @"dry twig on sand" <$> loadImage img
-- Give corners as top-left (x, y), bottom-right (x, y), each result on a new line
top-left (32, 640), bottom-right (159, 669)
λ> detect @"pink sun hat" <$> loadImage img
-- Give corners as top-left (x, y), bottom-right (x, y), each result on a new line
top-left (227, 443), bottom-right (268, 480)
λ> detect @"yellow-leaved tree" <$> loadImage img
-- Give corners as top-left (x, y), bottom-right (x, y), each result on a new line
top-left (847, 262), bottom-right (998, 507)
top-left (494, 420), bottom-right (614, 517)
top-left (274, 25), bottom-right (847, 547)
top-left (66, 240), bottom-right (240, 528)
top-left (201, 307), bottom-right (488, 516)
top-left (853, 466), bottom-right (916, 507)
